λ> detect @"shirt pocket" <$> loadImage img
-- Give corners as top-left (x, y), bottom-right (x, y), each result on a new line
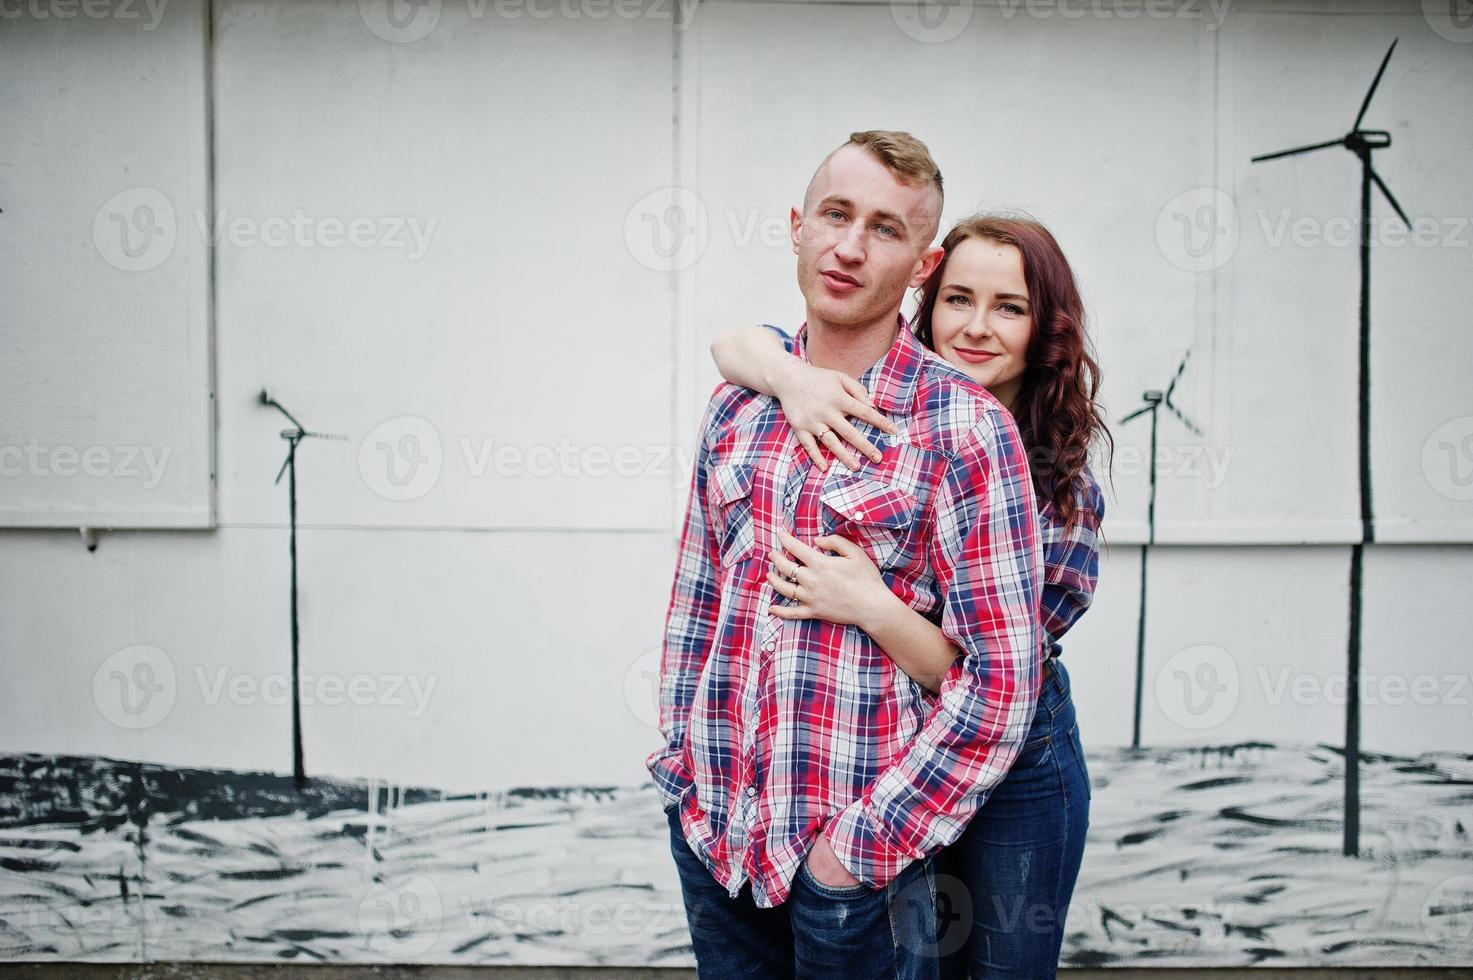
top-left (709, 462), bottom-right (757, 566)
top-left (818, 471), bottom-right (921, 570)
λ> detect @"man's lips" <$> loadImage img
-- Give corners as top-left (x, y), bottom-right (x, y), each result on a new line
top-left (820, 270), bottom-right (861, 293)
top-left (953, 347), bottom-right (1000, 364)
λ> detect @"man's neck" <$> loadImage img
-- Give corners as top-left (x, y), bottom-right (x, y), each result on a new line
top-left (804, 310), bottom-right (902, 379)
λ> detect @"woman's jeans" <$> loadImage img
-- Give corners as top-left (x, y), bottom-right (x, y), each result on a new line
top-left (934, 656), bottom-right (1091, 980)
top-left (667, 804), bottom-right (940, 979)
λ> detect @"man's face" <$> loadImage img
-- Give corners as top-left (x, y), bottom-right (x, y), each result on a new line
top-left (791, 145), bottom-right (943, 330)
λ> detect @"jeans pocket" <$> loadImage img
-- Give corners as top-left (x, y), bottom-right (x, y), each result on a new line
top-left (1012, 730), bottom-right (1055, 770)
top-left (798, 858), bottom-right (871, 900)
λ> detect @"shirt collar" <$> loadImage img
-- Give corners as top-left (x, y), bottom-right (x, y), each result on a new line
top-left (792, 315), bottom-right (925, 415)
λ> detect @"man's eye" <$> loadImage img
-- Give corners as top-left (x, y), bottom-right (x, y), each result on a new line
top-left (825, 209), bottom-right (846, 222)
top-left (875, 224), bottom-right (898, 238)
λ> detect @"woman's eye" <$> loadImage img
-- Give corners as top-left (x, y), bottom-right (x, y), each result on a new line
top-left (944, 294), bottom-right (972, 307)
top-left (1001, 303), bottom-right (1027, 316)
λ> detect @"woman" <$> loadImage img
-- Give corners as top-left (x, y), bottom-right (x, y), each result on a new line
top-left (709, 214), bottom-right (1111, 979)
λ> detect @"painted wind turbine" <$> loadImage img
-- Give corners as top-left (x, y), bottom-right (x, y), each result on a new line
top-left (1252, 38), bottom-right (1409, 858)
top-left (260, 389), bottom-right (347, 791)
top-left (1118, 348), bottom-right (1203, 751)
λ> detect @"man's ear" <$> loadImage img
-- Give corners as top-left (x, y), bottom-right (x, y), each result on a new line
top-left (910, 245), bottom-right (945, 287)
top-left (789, 206), bottom-right (802, 254)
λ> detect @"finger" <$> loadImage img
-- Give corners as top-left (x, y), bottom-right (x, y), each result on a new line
top-left (838, 378), bottom-right (898, 435)
top-left (844, 397), bottom-right (899, 442)
top-left (768, 549), bottom-right (801, 580)
top-left (769, 602), bottom-right (812, 620)
top-left (830, 416), bottom-right (883, 465)
top-left (814, 534), bottom-right (864, 558)
top-left (796, 430), bottom-right (828, 471)
top-left (820, 427), bottom-right (864, 471)
top-left (766, 569), bottom-right (799, 598)
top-left (778, 529), bottom-right (826, 565)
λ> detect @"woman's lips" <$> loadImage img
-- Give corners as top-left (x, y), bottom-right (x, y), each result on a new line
top-left (821, 270), bottom-right (860, 294)
top-left (953, 348), bottom-right (999, 364)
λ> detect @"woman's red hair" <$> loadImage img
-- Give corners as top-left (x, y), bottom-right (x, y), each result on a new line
top-left (914, 214), bottom-right (1112, 529)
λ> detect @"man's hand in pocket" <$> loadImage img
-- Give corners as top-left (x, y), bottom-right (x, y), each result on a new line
top-left (806, 833), bottom-right (862, 888)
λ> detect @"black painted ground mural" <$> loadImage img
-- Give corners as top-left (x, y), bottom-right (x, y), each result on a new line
top-left (2, 747), bottom-right (1470, 967)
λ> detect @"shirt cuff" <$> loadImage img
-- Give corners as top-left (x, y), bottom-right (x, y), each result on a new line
top-left (821, 796), bottom-right (919, 889)
top-left (646, 746), bottom-right (694, 813)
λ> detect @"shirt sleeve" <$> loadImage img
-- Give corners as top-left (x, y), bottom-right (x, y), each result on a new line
top-left (1039, 467), bottom-right (1105, 647)
top-left (645, 390), bottom-right (727, 812)
top-left (822, 407), bottom-right (1042, 887)
top-left (758, 323), bottom-right (794, 354)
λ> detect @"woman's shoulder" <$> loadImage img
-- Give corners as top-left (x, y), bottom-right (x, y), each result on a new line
top-left (758, 323), bottom-right (794, 353)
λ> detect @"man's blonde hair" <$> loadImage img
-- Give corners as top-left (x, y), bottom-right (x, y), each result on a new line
top-left (804, 130), bottom-right (944, 238)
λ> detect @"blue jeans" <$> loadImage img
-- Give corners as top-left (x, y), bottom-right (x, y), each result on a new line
top-left (667, 805), bottom-right (941, 979)
top-left (934, 657), bottom-right (1091, 980)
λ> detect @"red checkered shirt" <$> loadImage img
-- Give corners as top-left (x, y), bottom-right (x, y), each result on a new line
top-left (647, 318), bottom-right (1042, 907)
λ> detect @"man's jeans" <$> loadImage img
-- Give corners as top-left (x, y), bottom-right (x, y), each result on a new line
top-left (667, 805), bottom-right (940, 979)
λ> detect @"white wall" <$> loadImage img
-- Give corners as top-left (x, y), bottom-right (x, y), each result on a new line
top-left (1, 0), bottom-right (1470, 786)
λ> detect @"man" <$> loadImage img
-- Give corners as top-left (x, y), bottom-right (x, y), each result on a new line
top-left (648, 130), bottom-right (1042, 979)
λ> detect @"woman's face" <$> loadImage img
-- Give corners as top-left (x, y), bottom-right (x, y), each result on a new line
top-left (929, 236), bottom-right (1032, 411)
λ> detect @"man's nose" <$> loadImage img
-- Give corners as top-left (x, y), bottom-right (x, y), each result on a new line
top-left (833, 225), bottom-right (865, 263)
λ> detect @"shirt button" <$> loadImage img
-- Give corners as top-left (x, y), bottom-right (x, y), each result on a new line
top-left (763, 641), bottom-right (775, 652)
top-left (745, 787), bottom-right (757, 798)
top-left (853, 510), bottom-right (865, 519)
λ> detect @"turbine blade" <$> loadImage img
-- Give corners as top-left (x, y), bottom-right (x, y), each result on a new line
top-left (1352, 38), bottom-right (1398, 132)
top-left (273, 451), bottom-right (292, 486)
top-left (1251, 137), bottom-right (1344, 163)
top-left (1166, 348), bottom-right (1193, 400)
top-left (1370, 168), bottom-right (1411, 226)
top-left (1164, 401), bottom-right (1204, 438)
top-left (1119, 404), bottom-right (1154, 425)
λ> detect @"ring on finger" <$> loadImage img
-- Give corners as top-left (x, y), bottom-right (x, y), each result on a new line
top-left (814, 425), bottom-right (831, 439)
